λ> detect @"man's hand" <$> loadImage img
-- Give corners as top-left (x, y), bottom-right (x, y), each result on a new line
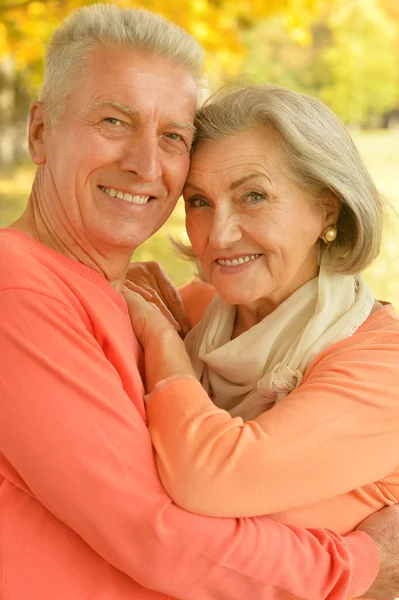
top-left (358, 505), bottom-right (399, 600)
top-left (125, 261), bottom-right (191, 337)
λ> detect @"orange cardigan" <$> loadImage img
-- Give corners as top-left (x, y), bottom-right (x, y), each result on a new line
top-left (146, 280), bottom-right (399, 535)
top-left (0, 230), bottom-right (378, 600)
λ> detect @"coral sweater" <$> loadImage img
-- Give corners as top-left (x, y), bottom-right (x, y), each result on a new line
top-left (145, 280), bottom-right (399, 535)
top-left (0, 229), bottom-right (378, 600)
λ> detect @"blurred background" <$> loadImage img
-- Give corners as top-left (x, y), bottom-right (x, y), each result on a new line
top-left (0, 0), bottom-right (398, 305)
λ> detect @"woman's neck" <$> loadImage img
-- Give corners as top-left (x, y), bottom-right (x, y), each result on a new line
top-left (232, 302), bottom-right (276, 339)
top-left (231, 272), bottom-right (321, 339)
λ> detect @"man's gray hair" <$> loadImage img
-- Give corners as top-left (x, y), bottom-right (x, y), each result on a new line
top-left (179, 84), bottom-right (384, 276)
top-left (39, 3), bottom-right (205, 123)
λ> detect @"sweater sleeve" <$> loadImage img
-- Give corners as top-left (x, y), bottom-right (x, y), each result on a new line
top-left (0, 288), bottom-right (378, 600)
top-left (146, 333), bottom-right (399, 519)
top-left (179, 279), bottom-right (216, 327)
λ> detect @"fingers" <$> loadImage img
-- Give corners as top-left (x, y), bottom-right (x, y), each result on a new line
top-left (126, 262), bottom-right (190, 336)
top-left (148, 263), bottom-right (191, 337)
top-left (123, 281), bottom-right (181, 333)
top-left (120, 286), bottom-right (151, 344)
top-left (136, 282), bottom-right (182, 333)
top-left (122, 281), bottom-right (153, 301)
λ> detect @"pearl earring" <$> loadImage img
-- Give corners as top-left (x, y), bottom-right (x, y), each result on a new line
top-left (321, 225), bottom-right (337, 244)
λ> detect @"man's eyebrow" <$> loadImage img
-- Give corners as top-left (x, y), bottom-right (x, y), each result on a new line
top-left (89, 100), bottom-right (141, 118)
top-left (167, 121), bottom-right (196, 134)
top-left (89, 102), bottom-right (195, 133)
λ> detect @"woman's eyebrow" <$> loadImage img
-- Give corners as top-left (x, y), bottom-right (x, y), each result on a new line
top-left (229, 173), bottom-right (266, 190)
top-left (184, 182), bottom-right (206, 193)
top-left (184, 173), bottom-right (269, 195)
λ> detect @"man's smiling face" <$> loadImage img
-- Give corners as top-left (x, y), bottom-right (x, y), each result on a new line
top-left (36, 46), bottom-right (197, 253)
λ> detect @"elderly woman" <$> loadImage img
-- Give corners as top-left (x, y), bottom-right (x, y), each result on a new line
top-left (123, 84), bottom-right (399, 536)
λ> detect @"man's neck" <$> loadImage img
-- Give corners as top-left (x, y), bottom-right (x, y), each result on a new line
top-left (11, 196), bottom-right (133, 284)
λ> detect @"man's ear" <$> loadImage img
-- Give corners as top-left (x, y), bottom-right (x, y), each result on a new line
top-left (28, 102), bottom-right (47, 165)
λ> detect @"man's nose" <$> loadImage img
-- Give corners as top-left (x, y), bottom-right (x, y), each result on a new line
top-left (209, 210), bottom-right (243, 249)
top-left (121, 130), bottom-right (162, 183)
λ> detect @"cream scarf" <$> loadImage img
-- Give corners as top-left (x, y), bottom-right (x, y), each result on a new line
top-left (184, 267), bottom-right (374, 421)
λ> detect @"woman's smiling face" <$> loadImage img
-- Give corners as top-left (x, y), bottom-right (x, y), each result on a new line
top-left (183, 128), bottom-right (331, 313)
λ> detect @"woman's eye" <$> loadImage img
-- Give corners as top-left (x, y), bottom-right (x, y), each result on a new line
top-left (186, 196), bottom-right (209, 208)
top-left (245, 191), bottom-right (266, 203)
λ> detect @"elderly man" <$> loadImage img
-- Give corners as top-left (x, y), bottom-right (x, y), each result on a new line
top-left (0, 4), bottom-right (398, 599)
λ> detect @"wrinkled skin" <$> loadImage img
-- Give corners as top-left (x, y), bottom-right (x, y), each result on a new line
top-left (359, 505), bottom-right (399, 600)
top-left (123, 261), bottom-right (190, 336)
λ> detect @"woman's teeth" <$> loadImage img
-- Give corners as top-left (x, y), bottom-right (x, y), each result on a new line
top-left (99, 186), bottom-right (150, 204)
top-left (217, 254), bottom-right (261, 266)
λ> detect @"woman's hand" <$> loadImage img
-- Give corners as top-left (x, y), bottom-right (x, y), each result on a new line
top-left (125, 262), bottom-right (191, 337)
top-left (121, 284), bottom-right (195, 393)
top-left (121, 282), bottom-right (181, 348)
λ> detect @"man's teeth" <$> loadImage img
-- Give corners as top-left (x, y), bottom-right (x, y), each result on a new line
top-left (217, 254), bottom-right (261, 266)
top-left (100, 186), bottom-right (150, 204)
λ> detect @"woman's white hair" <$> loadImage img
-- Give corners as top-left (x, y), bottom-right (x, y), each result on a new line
top-left (39, 3), bottom-right (204, 123)
top-left (178, 84), bottom-right (384, 276)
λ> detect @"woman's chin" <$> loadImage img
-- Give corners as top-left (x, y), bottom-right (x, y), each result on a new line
top-left (216, 288), bottom-right (260, 307)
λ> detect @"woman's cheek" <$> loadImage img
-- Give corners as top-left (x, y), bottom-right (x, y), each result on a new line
top-left (187, 217), bottom-right (207, 254)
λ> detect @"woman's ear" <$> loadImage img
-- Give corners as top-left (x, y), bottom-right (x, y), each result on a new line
top-left (323, 193), bottom-right (341, 226)
top-left (28, 102), bottom-right (47, 165)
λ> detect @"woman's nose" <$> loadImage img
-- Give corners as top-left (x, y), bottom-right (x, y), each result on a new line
top-left (209, 211), bottom-right (243, 249)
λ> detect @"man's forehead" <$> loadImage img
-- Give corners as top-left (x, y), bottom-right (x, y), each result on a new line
top-left (84, 47), bottom-right (198, 97)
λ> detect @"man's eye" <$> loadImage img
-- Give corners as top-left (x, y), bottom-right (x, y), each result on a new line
top-left (161, 133), bottom-right (190, 155)
top-left (166, 133), bottom-right (183, 141)
top-left (104, 117), bottom-right (122, 126)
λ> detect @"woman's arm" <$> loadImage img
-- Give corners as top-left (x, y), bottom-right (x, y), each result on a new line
top-left (146, 337), bottom-right (399, 517)
top-left (123, 286), bottom-right (399, 519)
top-left (179, 279), bottom-right (216, 327)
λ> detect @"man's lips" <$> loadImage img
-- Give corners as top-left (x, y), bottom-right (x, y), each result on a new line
top-left (98, 185), bottom-right (153, 205)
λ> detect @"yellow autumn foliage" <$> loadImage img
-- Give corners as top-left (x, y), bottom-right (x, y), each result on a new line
top-left (0, 0), bottom-right (339, 89)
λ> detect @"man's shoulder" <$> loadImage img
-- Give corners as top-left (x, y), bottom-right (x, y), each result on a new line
top-left (0, 228), bottom-right (68, 297)
top-left (0, 228), bottom-right (41, 279)
top-left (0, 228), bottom-right (125, 320)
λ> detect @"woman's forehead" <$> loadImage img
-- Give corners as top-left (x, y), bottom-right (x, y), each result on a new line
top-left (188, 138), bottom-right (280, 187)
